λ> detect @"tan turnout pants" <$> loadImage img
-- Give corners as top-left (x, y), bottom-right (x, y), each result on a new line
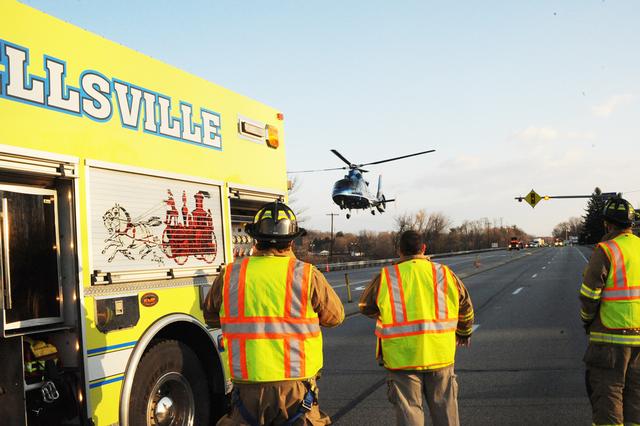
top-left (216, 379), bottom-right (331, 426)
top-left (585, 343), bottom-right (640, 425)
top-left (386, 365), bottom-right (459, 426)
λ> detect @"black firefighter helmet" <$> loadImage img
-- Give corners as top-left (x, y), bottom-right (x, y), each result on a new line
top-left (245, 201), bottom-right (306, 243)
top-left (602, 196), bottom-right (636, 228)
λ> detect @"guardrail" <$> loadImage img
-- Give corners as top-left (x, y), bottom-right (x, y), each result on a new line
top-left (316, 247), bottom-right (506, 272)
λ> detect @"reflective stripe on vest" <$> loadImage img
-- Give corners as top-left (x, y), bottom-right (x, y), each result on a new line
top-left (600, 240), bottom-right (628, 290)
top-left (375, 319), bottom-right (458, 337)
top-left (596, 233), bottom-right (640, 332)
top-left (221, 256), bottom-right (321, 381)
top-left (221, 320), bottom-right (320, 337)
top-left (433, 263), bottom-right (449, 319)
top-left (384, 265), bottom-right (407, 323)
top-left (376, 260), bottom-right (459, 370)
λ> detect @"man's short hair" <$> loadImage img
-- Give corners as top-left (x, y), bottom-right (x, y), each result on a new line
top-left (604, 219), bottom-right (628, 232)
top-left (399, 230), bottom-right (424, 255)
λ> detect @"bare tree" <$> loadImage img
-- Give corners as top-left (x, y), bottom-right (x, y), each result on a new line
top-left (553, 216), bottom-right (583, 239)
top-left (287, 176), bottom-right (309, 223)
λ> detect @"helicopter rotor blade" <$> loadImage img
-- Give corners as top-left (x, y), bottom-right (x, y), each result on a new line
top-left (330, 149), bottom-right (355, 168)
top-left (287, 166), bottom-right (348, 174)
top-left (357, 149), bottom-right (436, 168)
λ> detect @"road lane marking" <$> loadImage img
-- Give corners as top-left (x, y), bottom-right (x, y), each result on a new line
top-left (575, 247), bottom-right (589, 264)
top-left (355, 286), bottom-right (365, 291)
top-left (472, 324), bottom-right (480, 332)
top-left (512, 287), bottom-right (524, 295)
top-left (531, 273), bottom-right (538, 279)
top-left (542, 266), bottom-right (546, 270)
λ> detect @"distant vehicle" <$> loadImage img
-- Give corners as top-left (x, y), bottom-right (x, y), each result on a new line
top-left (528, 241), bottom-right (539, 248)
top-left (288, 149), bottom-right (435, 218)
top-left (509, 237), bottom-right (521, 250)
top-left (554, 238), bottom-right (564, 247)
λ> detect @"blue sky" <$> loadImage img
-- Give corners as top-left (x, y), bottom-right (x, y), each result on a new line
top-left (22, 0), bottom-right (640, 236)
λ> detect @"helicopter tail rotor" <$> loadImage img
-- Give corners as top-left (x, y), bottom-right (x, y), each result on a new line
top-left (375, 175), bottom-right (386, 212)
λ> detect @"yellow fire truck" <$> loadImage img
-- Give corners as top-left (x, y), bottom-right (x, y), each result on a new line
top-left (0, 2), bottom-right (287, 424)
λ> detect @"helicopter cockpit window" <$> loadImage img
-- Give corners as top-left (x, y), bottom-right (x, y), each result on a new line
top-left (333, 180), bottom-right (352, 192)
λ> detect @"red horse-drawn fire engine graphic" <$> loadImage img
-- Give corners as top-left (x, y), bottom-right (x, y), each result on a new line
top-left (101, 190), bottom-right (218, 265)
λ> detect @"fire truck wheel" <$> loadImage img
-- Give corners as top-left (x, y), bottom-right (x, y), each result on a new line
top-left (129, 339), bottom-right (210, 426)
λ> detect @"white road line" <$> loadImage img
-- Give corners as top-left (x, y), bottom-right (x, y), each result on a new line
top-left (531, 273), bottom-right (538, 279)
top-left (355, 286), bottom-right (365, 291)
top-left (512, 287), bottom-right (524, 295)
top-left (575, 247), bottom-right (589, 264)
top-left (542, 266), bottom-right (546, 270)
top-left (472, 324), bottom-right (481, 332)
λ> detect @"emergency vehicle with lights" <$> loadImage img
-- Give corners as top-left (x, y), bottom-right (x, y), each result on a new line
top-left (0, 2), bottom-right (287, 424)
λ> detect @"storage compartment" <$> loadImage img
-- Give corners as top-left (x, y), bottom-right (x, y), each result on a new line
top-left (0, 164), bottom-right (86, 425)
top-left (228, 187), bottom-right (284, 261)
top-left (24, 331), bottom-right (82, 426)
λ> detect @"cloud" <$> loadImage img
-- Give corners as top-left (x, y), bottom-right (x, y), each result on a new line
top-left (592, 94), bottom-right (635, 118)
top-left (565, 131), bottom-right (596, 141)
top-left (512, 126), bottom-right (559, 142)
top-left (511, 126), bottom-right (597, 143)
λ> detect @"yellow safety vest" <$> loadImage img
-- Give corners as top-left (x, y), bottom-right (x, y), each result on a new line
top-left (592, 233), bottom-right (640, 345)
top-left (220, 256), bottom-right (323, 382)
top-left (376, 259), bottom-right (459, 370)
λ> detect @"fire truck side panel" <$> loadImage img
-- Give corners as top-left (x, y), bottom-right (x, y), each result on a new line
top-left (84, 287), bottom-right (219, 426)
top-left (0, 1), bottom-right (286, 424)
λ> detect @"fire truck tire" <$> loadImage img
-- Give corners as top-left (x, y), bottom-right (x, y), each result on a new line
top-left (129, 339), bottom-right (210, 426)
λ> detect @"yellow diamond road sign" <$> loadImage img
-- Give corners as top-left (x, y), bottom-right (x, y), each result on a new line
top-left (525, 189), bottom-right (542, 208)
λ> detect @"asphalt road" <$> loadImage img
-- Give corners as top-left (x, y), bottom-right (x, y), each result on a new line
top-left (318, 246), bottom-right (594, 425)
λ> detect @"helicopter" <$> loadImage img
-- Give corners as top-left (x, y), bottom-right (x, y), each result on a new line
top-left (289, 149), bottom-right (435, 218)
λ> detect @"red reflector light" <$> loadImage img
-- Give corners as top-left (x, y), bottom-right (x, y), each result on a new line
top-left (277, 113), bottom-right (284, 120)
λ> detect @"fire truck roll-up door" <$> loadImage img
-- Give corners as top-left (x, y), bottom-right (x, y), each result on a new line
top-left (0, 147), bottom-right (86, 426)
top-left (88, 162), bottom-right (227, 285)
top-left (227, 185), bottom-right (284, 262)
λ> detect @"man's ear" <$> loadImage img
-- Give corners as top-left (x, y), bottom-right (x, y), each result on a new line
top-left (420, 243), bottom-right (427, 254)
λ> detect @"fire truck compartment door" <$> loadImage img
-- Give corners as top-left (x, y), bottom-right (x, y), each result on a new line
top-left (0, 185), bottom-right (63, 334)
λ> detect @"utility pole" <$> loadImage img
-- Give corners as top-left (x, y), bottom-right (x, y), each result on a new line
top-left (326, 213), bottom-right (338, 264)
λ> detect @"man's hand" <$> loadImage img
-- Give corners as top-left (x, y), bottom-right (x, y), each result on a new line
top-left (456, 335), bottom-right (471, 347)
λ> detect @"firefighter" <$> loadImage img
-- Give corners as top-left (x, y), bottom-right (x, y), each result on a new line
top-left (359, 230), bottom-right (474, 426)
top-left (580, 196), bottom-right (640, 425)
top-left (204, 201), bottom-right (344, 425)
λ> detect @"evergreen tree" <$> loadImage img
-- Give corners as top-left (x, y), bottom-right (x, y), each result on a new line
top-left (580, 187), bottom-right (606, 244)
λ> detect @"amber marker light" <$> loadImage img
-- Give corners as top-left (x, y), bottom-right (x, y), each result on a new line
top-left (266, 124), bottom-right (279, 148)
top-left (277, 112), bottom-right (284, 120)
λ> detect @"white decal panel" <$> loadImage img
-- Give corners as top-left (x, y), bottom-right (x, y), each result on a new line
top-left (89, 167), bottom-right (224, 272)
